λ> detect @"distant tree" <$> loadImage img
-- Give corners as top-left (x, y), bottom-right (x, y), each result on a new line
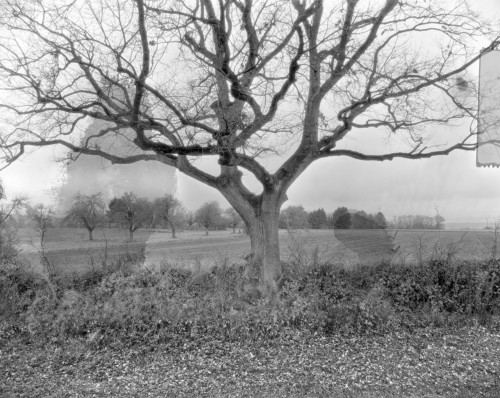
top-left (109, 193), bottom-right (151, 241)
top-left (434, 206), bottom-right (445, 230)
top-left (435, 214), bottom-right (445, 230)
top-left (28, 203), bottom-right (56, 276)
top-left (392, 214), bottom-right (443, 230)
top-left (331, 207), bottom-right (351, 229)
top-left (186, 211), bottom-right (195, 230)
top-left (374, 212), bottom-right (387, 229)
top-left (308, 208), bottom-right (328, 229)
top-left (66, 193), bottom-right (106, 241)
top-left (195, 201), bottom-right (222, 235)
top-left (350, 212), bottom-right (364, 229)
top-left (351, 211), bottom-right (379, 229)
top-left (154, 195), bottom-right (184, 238)
top-left (279, 206), bottom-right (310, 229)
top-left (141, 199), bottom-right (156, 229)
top-left (224, 208), bottom-right (243, 233)
top-left (28, 204), bottom-right (55, 245)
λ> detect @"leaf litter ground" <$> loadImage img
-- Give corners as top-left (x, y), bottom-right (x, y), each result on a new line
top-left (1, 326), bottom-right (499, 397)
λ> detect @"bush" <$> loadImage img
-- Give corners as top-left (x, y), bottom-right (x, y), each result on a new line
top-left (2, 257), bottom-right (500, 346)
top-left (379, 259), bottom-right (500, 317)
top-left (0, 267), bottom-right (51, 318)
top-left (0, 227), bottom-right (21, 267)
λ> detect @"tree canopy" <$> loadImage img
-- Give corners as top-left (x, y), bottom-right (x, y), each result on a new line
top-left (153, 194), bottom-right (184, 238)
top-left (109, 193), bottom-right (151, 241)
top-left (195, 201), bottom-right (222, 235)
top-left (66, 193), bottom-right (106, 241)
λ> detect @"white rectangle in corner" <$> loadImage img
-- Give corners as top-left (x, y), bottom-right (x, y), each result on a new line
top-left (477, 50), bottom-right (500, 167)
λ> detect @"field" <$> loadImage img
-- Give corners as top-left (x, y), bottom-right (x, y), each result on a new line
top-left (15, 226), bottom-right (498, 274)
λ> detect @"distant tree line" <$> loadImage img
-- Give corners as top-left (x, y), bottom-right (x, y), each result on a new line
top-left (387, 214), bottom-right (445, 230)
top-left (278, 206), bottom-right (388, 230)
top-left (58, 193), bottom-right (245, 241)
top-left (278, 205), bottom-right (446, 231)
top-left (5, 185), bottom-right (445, 245)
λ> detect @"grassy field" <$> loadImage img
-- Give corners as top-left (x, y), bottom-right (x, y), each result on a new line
top-left (14, 226), bottom-right (499, 275)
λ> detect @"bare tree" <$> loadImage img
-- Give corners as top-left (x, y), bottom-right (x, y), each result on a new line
top-left (109, 193), bottom-right (150, 241)
top-left (224, 207), bottom-right (243, 233)
top-left (0, 0), bottom-right (499, 292)
top-left (28, 203), bottom-right (55, 276)
top-left (66, 193), bottom-right (106, 241)
top-left (279, 206), bottom-right (310, 230)
top-left (196, 201), bottom-right (222, 235)
top-left (154, 194), bottom-right (184, 238)
top-left (28, 204), bottom-right (55, 245)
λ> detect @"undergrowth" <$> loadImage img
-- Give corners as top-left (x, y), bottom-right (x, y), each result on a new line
top-left (1, 255), bottom-right (500, 347)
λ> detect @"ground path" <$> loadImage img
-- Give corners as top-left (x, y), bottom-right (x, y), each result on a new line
top-left (1, 327), bottom-right (499, 397)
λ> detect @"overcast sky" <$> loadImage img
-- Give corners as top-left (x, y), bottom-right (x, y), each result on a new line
top-left (1, 1), bottom-right (500, 226)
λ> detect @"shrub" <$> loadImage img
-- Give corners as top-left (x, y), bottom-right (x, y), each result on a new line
top-left (3, 257), bottom-right (500, 346)
top-left (0, 267), bottom-right (51, 318)
top-left (379, 259), bottom-right (500, 318)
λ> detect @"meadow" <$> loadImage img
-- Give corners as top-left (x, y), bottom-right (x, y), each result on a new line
top-left (15, 226), bottom-right (499, 275)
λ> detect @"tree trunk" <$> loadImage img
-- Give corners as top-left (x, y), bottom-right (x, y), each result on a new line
top-left (88, 228), bottom-right (94, 241)
top-left (129, 228), bottom-right (134, 241)
top-left (218, 168), bottom-right (286, 295)
top-left (170, 222), bottom-right (176, 239)
top-left (238, 194), bottom-right (283, 295)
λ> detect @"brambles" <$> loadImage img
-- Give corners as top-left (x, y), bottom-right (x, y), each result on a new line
top-left (2, 253), bottom-right (499, 347)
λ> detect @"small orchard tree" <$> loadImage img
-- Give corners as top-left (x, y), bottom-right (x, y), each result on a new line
top-left (186, 211), bottom-right (195, 230)
top-left (196, 201), bottom-right (222, 235)
top-left (1, 0), bottom-right (499, 293)
top-left (28, 203), bottom-right (55, 275)
top-left (224, 207), bottom-right (243, 233)
top-left (109, 193), bottom-right (151, 241)
top-left (28, 204), bottom-right (55, 245)
top-left (66, 193), bottom-right (106, 241)
top-left (154, 194), bottom-right (184, 238)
